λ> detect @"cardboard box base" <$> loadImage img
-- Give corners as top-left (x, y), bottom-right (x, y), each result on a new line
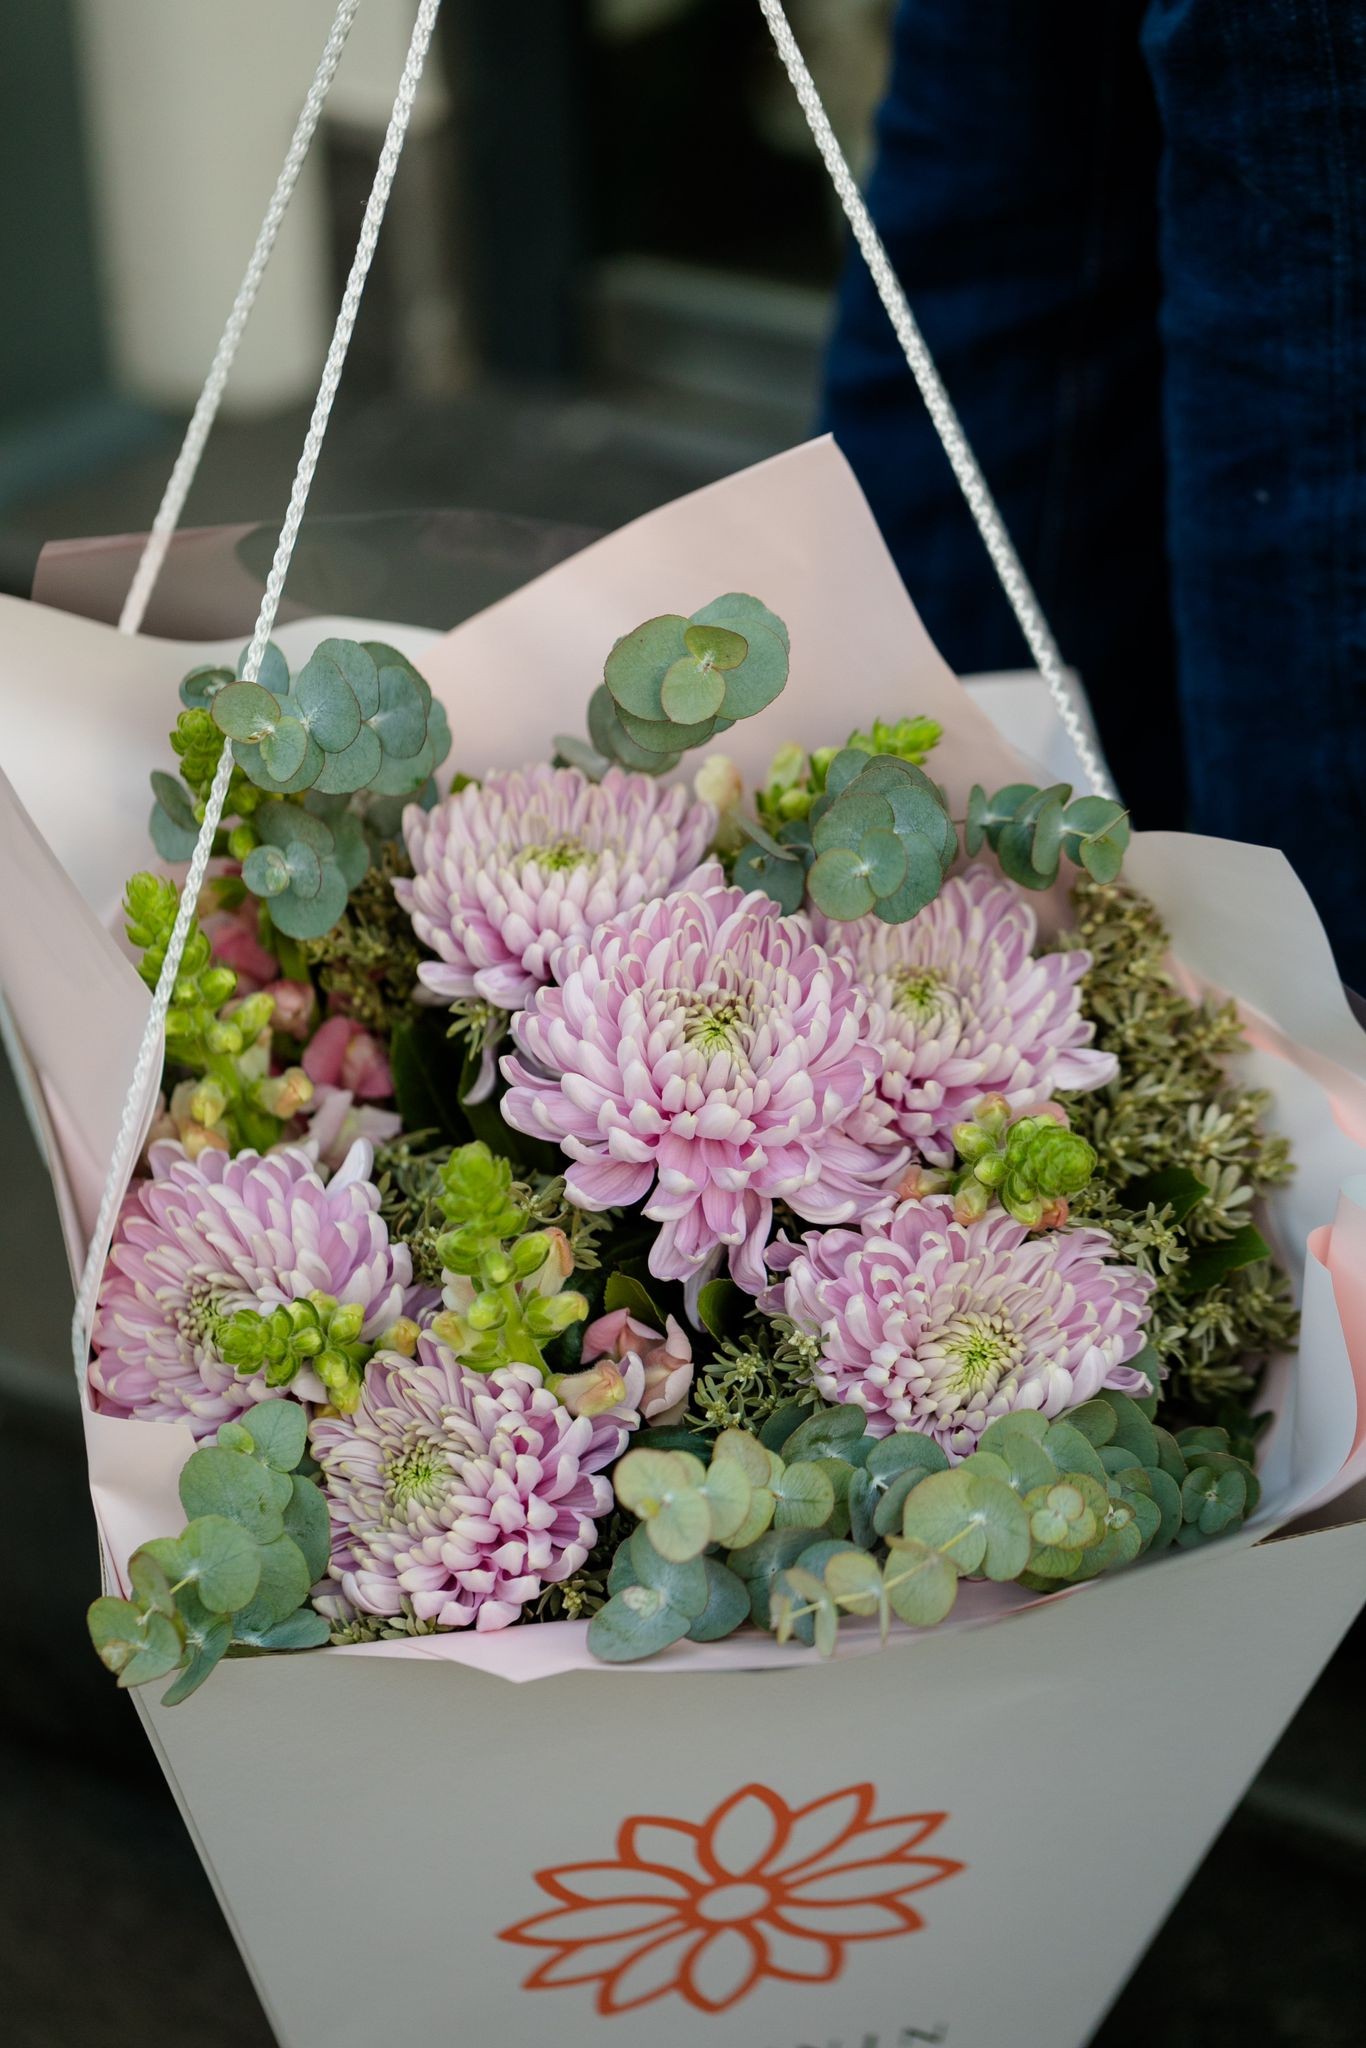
top-left (136, 1521), bottom-right (1366, 2048)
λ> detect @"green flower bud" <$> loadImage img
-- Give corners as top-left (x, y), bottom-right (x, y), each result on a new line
top-left (227, 823), bottom-right (258, 862)
top-left (526, 1288), bottom-right (589, 1338)
top-left (327, 1301), bottom-right (366, 1346)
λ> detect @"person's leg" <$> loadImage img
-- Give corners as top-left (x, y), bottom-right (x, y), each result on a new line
top-left (1141, 0), bottom-right (1366, 985)
top-left (822, 0), bottom-right (1181, 824)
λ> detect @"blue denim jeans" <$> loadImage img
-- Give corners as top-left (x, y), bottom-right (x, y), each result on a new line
top-left (823, 0), bottom-right (1366, 988)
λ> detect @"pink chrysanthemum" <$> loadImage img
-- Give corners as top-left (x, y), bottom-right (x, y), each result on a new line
top-left (501, 883), bottom-right (906, 1294)
top-left (765, 1196), bottom-right (1153, 1456)
top-left (309, 1333), bottom-right (629, 1631)
top-left (817, 866), bottom-right (1116, 1165)
top-left (90, 1140), bottom-right (412, 1437)
top-left (396, 764), bottom-right (717, 1008)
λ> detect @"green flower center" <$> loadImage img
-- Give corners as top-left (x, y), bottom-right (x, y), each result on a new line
top-left (177, 1280), bottom-right (226, 1349)
top-left (682, 992), bottom-right (749, 1055)
top-left (520, 836), bottom-right (590, 872)
top-left (940, 1310), bottom-right (1021, 1396)
top-left (893, 967), bottom-right (949, 1018)
top-left (386, 1434), bottom-right (450, 1512)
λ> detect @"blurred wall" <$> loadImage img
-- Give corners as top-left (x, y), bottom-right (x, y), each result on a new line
top-left (70, 0), bottom-right (447, 416)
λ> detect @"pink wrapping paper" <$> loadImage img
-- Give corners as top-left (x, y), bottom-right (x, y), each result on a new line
top-left (2, 437), bottom-right (1364, 1684)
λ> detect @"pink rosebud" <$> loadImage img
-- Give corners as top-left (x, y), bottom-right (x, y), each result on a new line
top-left (581, 1307), bottom-right (694, 1425)
top-left (303, 1015), bottom-right (393, 1100)
top-left (582, 1307), bottom-right (658, 1363)
top-left (205, 899), bottom-right (279, 993)
top-left (556, 1358), bottom-right (634, 1420)
top-left (263, 979), bottom-right (317, 1041)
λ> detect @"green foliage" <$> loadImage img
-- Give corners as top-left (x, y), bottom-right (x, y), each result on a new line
top-left (586, 1392), bottom-right (1259, 1663)
top-left (122, 873), bottom-right (309, 1153)
top-left (589, 594), bottom-right (790, 774)
top-left (792, 748), bottom-right (958, 924)
top-left (846, 714), bottom-right (943, 768)
top-left (966, 782), bottom-right (1130, 890)
top-left (424, 1142), bottom-right (590, 1373)
top-left (216, 1291), bottom-right (375, 1414)
top-left (948, 1096), bottom-right (1097, 1228)
top-left (86, 1405), bottom-right (330, 1706)
top-left (295, 843), bottom-right (424, 1038)
top-left (1055, 879), bottom-right (1298, 1420)
top-left (161, 638), bottom-right (449, 946)
top-left (211, 638), bottom-right (448, 802)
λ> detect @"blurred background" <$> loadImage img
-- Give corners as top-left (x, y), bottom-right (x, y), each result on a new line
top-left (2, 4), bottom-right (1363, 2044)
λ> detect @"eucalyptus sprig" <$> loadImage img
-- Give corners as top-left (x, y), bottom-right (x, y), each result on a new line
top-left (150, 638), bottom-right (451, 943)
top-left (87, 1404), bottom-right (330, 1706)
top-left (586, 1390), bottom-right (1256, 1663)
top-left (966, 781), bottom-right (1130, 889)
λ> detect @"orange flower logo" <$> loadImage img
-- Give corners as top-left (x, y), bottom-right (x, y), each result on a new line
top-left (499, 1781), bottom-right (962, 2016)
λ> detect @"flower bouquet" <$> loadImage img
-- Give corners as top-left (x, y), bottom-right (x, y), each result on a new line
top-left (5, 439), bottom-right (1366, 2048)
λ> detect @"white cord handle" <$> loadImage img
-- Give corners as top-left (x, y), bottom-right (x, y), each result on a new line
top-left (757, 0), bottom-right (1115, 802)
top-left (73, 0), bottom-right (445, 1380)
top-left (117, 0), bottom-right (363, 638)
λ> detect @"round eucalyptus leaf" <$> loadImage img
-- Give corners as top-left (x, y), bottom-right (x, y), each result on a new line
top-left (616, 701), bottom-right (719, 754)
top-left (716, 620), bottom-right (789, 720)
top-left (861, 828), bottom-right (907, 899)
top-left (587, 1588), bottom-right (692, 1662)
top-left (698, 1457), bottom-right (752, 1544)
top-left (178, 1514), bottom-right (262, 1614)
top-left (238, 1399), bottom-right (308, 1471)
top-left (866, 1430), bottom-right (950, 1484)
top-left (329, 811), bottom-right (371, 890)
top-left (1031, 791), bottom-right (1067, 874)
top-left (808, 846), bottom-right (877, 920)
top-left (266, 861), bottom-right (349, 941)
top-left (241, 641), bottom-right (291, 696)
top-left (997, 819), bottom-right (1056, 890)
top-left (869, 839), bottom-right (946, 924)
top-left (291, 652), bottom-right (364, 751)
top-left (314, 637), bottom-right (379, 713)
top-left (150, 771), bottom-right (198, 829)
top-left (603, 615), bottom-right (688, 719)
top-left (283, 1475), bottom-right (331, 1583)
top-left (149, 803), bottom-right (200, 863)
top-left (779, 1404), bottom-right (868, 1463)
top-left (284, 841), bottom-right (323, 899)
top-left (822, 1548), bottom-right (885, 1619)
top-left (732, 841), bottom-right (807, 914)
top-left (257, 800), bottom-right (332, 854)
top-left (179, 1445), bottom-right (284, 1543)
top-left (88, 1598), bottom-right (184, 1687)
top-left (158, 1616), bottom-right (232, 1705)
top-left (231, 1534), bottom-right (314, 1640)
top-left (312, 724), bottom-right (383, 795)
top-left (238, 730), bottom-right (324, 797)
top-left (213, 681), bottom-right (280, 742)
top-left (683, 621), bottom-right (748, 669)
top-left (180, 663), bottom-right (234, 710)
top-left (686, 1558), bottom-right (750, 1642)
top-left (1078, 831), bottom-right (1127, 885)
top-left (660, 656), bottom-right (726, 725)
top-left (690, 591), bottom-right (790, 654)
top-left (128, 1548), bottom-right (177, 1618)
top-left (370, 666), bottom-right (428, 759)
top-left (771, 1460), bottom-right (836, 1530)
top-left (881, 1537), bottom-right (959, 1627)
top-left (588, 683), bottom-right (677, 773)
top-left (242, 844), bottom-right (290, 899)
top-left (259, 717), bottom-right (310, 784)
top-left (250, 1609), bottom-right (331, 1652)
top-left (811, 790), bottom-right (895, 854)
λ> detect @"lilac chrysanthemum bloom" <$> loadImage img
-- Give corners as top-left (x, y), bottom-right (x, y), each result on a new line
top-left (765, 1196), bottom-right (1153, 1457)
top-left (90, 1139), bottom-right (412, 1437)
top-left (396, 764), bottom-right (717, 1009)
top-left (817, 866), bottom-right (1116, 1165)
top-left (501, 882), bottom-right (906, 1294)
top-left (309, 1332), bottom-right (629, 1631)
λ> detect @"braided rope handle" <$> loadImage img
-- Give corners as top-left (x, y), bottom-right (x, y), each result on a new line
top-left (757, 0), bottom-right (1115, 801)
top-left (71, 0), bottom-right (445, 1380)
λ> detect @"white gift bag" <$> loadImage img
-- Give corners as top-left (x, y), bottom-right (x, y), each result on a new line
top-left (6, 7), bottom-right (1366, 2038)
top-left (4, 437), bottom-right (1366, 2048)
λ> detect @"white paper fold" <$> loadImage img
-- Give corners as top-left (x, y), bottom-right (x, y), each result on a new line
top-left (2, 437), bottom-right (1363, 1691)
